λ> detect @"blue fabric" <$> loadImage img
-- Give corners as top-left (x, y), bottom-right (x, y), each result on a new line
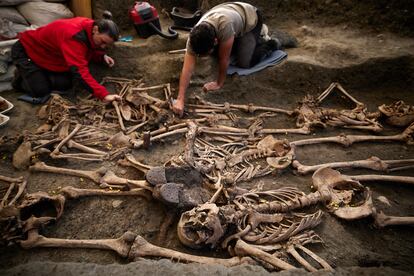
top-left (18, 94), bottom-right (51, 104)
top-left (227, 50), bottom-right (287, 76)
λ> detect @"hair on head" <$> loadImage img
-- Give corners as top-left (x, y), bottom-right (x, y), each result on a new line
top-left (94, 10), bottom-right (119, 41)
top-left (189, 22), bottom-right (216, 55)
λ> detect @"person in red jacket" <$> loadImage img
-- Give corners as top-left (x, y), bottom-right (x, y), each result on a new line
top-left (11, 12), bottom-right (121, 102)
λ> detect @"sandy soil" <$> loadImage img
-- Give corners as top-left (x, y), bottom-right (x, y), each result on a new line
top-left (0, 0), bottom-right (413, 275)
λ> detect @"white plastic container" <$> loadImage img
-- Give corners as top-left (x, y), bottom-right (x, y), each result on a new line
top-left (0, 96), bottom-right (13, 114)
top-left (0, 113), bottom-right (9, 127)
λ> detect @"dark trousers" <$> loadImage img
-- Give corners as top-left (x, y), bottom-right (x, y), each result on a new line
top-left (233, 9), bottom-right (264, 68)
top-left (11, 41), bottom-right (72, 97)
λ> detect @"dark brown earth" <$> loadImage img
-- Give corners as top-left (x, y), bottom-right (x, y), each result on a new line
top-left (1, 0), bottom-right (414, 275)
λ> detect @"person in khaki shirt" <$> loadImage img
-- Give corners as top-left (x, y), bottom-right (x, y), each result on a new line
top-left (172, 2), bottom-right (279, 117)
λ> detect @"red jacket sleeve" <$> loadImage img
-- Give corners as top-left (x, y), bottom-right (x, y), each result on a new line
top-left (91, 49), bottom-right (105, 63)
top-left (61, 39), bottom-right (109, 100)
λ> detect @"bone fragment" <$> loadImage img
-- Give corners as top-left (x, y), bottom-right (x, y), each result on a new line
top-left (184, 121), bottom-right (198, 166)
top-left (13, 142), bottom-right (50, 170)
top-left (131, 84), bottom-right (168, 92)
top-left (51, 124), bottom-right (81, 157)
top-left (67, 140), bottom-right (107, 155)
top-left (317, 82), bottom-right (364, 107)
top-left (287, 245), bottom-right (317, 272)
top-left (7, 180), bottom-right (27, 206)
top-left (295, 244), bottom-right (333, 270)
top-left (126, 121), bottom-right (148, 135)
top-left (132, 128), bottom-right (188, 149)
top-left (112, 101), bottom-right (126, 132)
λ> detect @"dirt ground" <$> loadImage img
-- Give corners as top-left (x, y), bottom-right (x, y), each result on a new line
top-left (1, 0), bottom-right (414, 275)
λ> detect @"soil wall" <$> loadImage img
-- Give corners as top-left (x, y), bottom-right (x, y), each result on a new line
top-left (92, 0), bottom-right (414, 36)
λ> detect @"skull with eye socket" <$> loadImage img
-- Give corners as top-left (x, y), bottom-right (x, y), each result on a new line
top-left (177, 203), bottom-right (228, 249)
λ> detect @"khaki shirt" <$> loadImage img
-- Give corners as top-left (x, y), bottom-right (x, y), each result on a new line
top-left (187, 2), bottom-right (258, 54)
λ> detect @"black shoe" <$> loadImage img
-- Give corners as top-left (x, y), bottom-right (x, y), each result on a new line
top-left (265, 38), bottom-right (282, 51)
top-left (146, 165), bottom-right (203, 186)
top-left (271, 30), bottom-right (298, 49)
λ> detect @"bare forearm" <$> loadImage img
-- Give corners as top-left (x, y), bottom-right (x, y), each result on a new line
top-left (178, 71), bottom-right (191, 101)
top-left (178, 53), bottom-right (196, 102)
top-left (216, 36), bottom-right (233, 87)
top-left (217, 58), bottom-right (229, 86)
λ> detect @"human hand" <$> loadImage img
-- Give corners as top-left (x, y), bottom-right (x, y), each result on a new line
top-left (203, 81), bottom-right (222, 92)
top-left (172, 99), bottom-right (185, 117)
top-left (103, 94), bottom-right (121, 102)
top-left (104, 54), bottom-right (115, 67)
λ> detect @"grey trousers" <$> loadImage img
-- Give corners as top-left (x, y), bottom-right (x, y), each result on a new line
top-left (233, 10), bottom-right (263, 68)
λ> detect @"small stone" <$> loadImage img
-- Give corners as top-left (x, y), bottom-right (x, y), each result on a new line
top-left (377, 196), bottom-right (391, 207)
top-left (299, 25), bottom-right (315, 36)
top-left (112, 200), bottom-right (123, 208)
top-left (119, 169), bottom-right (127, 175)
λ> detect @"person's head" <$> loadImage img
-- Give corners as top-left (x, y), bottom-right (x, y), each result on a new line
top-left (189, 22), bottom-right (217, 56)
top-left (92, 11), bottom-right (119, 49)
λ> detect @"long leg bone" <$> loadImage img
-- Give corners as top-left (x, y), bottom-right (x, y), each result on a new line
top-left (372, 209), bottom-right (414, 228)
top-left (60, 186), bottom-right (151, 200)
top-left (129, 235), bottom-right (255, 266)
top-left (192, 98), bottom-right (294, 115)
top-left (293, 157), bottom-right (414, 175)
top-left (349, 174), bottom-right (414, 186)
top-left (30, 162), bottom-right (107, 184)
top-left (21, 229), bottom-right (137, 258)
top-left (291, 123), bottom-right (413, 147)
